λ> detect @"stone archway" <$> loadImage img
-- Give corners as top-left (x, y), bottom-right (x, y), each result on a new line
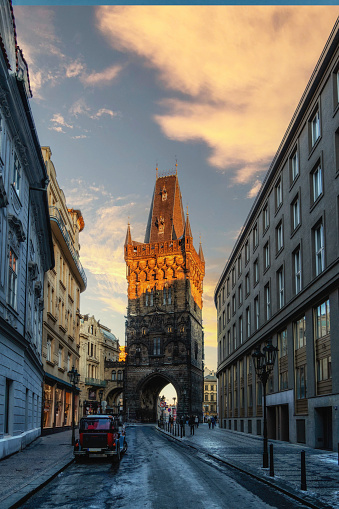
top-left (132, 372), bottom-right (180, 423)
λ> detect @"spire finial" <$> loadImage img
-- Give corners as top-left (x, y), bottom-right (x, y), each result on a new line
top-left (175, 155), bottom-right (178, 176)
top-left (156, 163), bottom-right (158, 179)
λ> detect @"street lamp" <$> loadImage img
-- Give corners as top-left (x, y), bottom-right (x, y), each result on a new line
top-left (252, 340), bottom-right (278, 468)
top-left (68, 365), bottom-right (80, 446)
top-left (99, 388), bottom-right (104, 414)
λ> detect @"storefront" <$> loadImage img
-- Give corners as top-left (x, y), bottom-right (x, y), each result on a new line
top-left (43, 374), bottom-right (79, 433)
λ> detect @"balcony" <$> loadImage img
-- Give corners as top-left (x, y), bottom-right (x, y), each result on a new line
top-left (49, 206), bottom-right (87, 291)
top-left (85, 378), bottom-right (107, 387)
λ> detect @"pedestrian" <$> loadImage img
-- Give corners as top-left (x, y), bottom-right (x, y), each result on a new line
top-left (189, 415), bottom-right (195, 435)
top-left (195, 415), bottom-right (199, 428)
top-left (211, 416), bottom-right (215, 429)
top-left (208, 418), bottom-right (211, 429)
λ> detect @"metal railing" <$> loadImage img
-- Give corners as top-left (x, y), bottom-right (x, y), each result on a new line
top-left (49, 206), bottom-right (87, 288)
top-left (85, 378), bottom-right (107, 387)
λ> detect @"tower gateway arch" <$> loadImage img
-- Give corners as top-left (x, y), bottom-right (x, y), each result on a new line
top-left (124, 168), bottom-right (205, 422)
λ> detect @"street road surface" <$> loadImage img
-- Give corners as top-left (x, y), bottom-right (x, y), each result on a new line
top-left (20, 425), bottom-right (307, 509)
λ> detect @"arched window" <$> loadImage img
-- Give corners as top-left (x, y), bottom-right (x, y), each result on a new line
top-left (168, 288), bottom-right (172, 305)
top-left (145, 290), bottom-right (149, 306)
top-left (163, 288), bottom-right (167, 305)
top-left (150, 289), bottom-right (154, 306)
top-left (118, 370), bottom-right (123, 381)
top-left (112, 370), bottom-right (116, 381)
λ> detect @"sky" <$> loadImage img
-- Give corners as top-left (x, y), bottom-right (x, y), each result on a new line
top-left (12, 6), bottom-right (339, 392)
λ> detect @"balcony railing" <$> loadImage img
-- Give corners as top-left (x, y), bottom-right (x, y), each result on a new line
top-left (49, 206), bottom-right (87, 288)
top-left (85, 378), bottom-right (107, 387)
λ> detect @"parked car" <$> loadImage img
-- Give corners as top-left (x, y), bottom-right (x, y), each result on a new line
top-left (74, 415), bottom-right (127, 461)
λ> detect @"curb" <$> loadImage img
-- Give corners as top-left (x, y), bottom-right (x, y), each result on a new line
top-left (0, 456), bottom-right (74, 509)
top-left (156, 427), bottom-right (332, 509)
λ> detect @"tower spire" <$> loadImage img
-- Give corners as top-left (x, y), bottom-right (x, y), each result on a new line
top-left (199, 237), bottom-right (205, 263)
top-left (125, 222), bottom-right (132, 246)
top-left (184, 208), bottom-right (192, 238)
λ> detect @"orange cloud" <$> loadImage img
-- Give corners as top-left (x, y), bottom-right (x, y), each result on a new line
top-left (96, 6), bottom-right (338, 185)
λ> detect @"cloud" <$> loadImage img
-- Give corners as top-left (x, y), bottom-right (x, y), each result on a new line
top-left (65, 59), bottom-right (85, 78)
top-left (72, 135), bottom-right (88, 140)
top-left (92, 108), bottom-right (116, 119)
top-left (96, 6), bottom-right (338, 186)
top-left (247, 179), bottom-right (262, 199)
top-left (69, 99), bottom-right (116, 121)
top-left (49, 126), bottom-right (65, 133)
top-left (51, 113), bottom-right (73, 129)
top-left (81, 64), bottom-right (122, 86)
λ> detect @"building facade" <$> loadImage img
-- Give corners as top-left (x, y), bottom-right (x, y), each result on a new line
top-left (203, 372), bottom-right (218, 421)
top-left (41, 147), bottom-right (86, 433)
top-left (124, 168), bottom-right (205, 421)
top-left (0, 1), bottom-right (54, 459)
top-left (79, 315), bottom-right (121, 415)
top-left (215, 22), bottom-right (339, 450)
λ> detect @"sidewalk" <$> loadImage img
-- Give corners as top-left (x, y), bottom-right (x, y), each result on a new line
top-left (158, 423), bottom-right (339, 509)
top-left (0, 430), bottom-right (75, 509)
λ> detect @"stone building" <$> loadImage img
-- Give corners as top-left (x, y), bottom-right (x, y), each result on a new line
top-left (124, 167), bottom-right (205, 421)
top-left (79, 315), bottom-right (121, 415)
top-left (215, 21), bottom-right (339, 450)
top-left (203, 371), bottom-right (218, 421)
top-left (41, 147), bottom-right (86, 433)
top-left (0, 1), bottom-right (54, 459)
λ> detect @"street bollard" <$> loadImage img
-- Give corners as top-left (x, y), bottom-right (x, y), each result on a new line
top-left (301, 450), bottom-right (307, 491)
top-left (269, 444), bottom-right (274, 477)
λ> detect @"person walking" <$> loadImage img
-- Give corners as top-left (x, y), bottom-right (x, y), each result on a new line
top-left (208, 417), bottom-right (211, 429)
top-left (211, 416), bottom-right (215, 429)
top-left (195, 415), bottom-right (199, 428)
top-left (189, 415), bottom-right (195, 435)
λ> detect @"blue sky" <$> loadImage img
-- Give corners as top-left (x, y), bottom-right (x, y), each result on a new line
top-left (13, 6), bottom-right (339, 378)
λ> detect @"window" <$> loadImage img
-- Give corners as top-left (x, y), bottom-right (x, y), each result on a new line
top-left (233, 323), bottom-right (237, 350)
top-left (58, 347), bottom-right (63, 368)
top-left (334, 69), bottom-right (339, 107)
top-left (314, 223), bottom-right (325, 276)
top-left (254, 296), bottom-right (259, 330)
top-left (153, 338), bottom-right (161, 355)
top-left (112, 370), bottom-right (116, 381)
top-left (277, 267), bottom-right (284, 309)
top-left (47, 338), bottom-right (52, 362)
top-left (205, 384), bottom-right (208, 391)
top-left (310, 109), bottom-right (320, 147)
top-left (278, 329), bottom-right (288, 357)
top-left (292, 196), bottom-right (300, 230)
top-left (264, 242), bottom-right (270, 271)
top-left (265, 284), bottom-right (270, 320)
top-left (311, 164), bottom-right (323, 203)
top-left (276, 222), bottom-right (283, 252)
top-left (245, 241), bottom-right (250, 264)
top-left (253, 224), bottom-right (258, 249)
top-left (263, 204), bottom-right (269, 231)
top-left (163, 288), bottom-right (166, 305)
top-left (317, 357), bottom-right (332, 381)
top-left (227, 303), bottom-right (231, 322)
top-left (294, 248), bottom-right (302, 294)
top-left (232, 294), bottom-right (236, 315)
top-left (246, 307), bottom-right (250, 338)
top-left (245, 272), bottom-right (250, 296)
top-left (253, 259), bottom-right (259, 285)
top-left (275, 178), bottom-right (282, 210)
top-left (117, 370), bottom-right (123, 381)
top-left (238, 284), bottom-right (242, 306)
top-left (291, 149), bottom-right (299, 182)
top-left (13, 153), bottom-right (21, 197)
top-left (167, 288), bottom-right (172, 305)
top-left (226, 277), bottom-right (230, 296)
top-left (314, 299), bottom-right (330, 339)
top-left (232, 267), bottom-right (236, 287)
top-left (8, 249), bottom-right (18, 309)
top-left (227, 330), bottom-right (231, 355)
top-left (294, 316), bottom-right (306, 350)
top-left (67, 354), bottom-right (71, 372)
top-left (218, 316), bottom-right (221, 334)
top-left (238, 255), bottom-right (242, 276)
top-left (222, 286), bottom-right (225, 304)
top-left (239, 316), bottom-right (243, 344)
top-left (222, 310), bottom-right (225, 329)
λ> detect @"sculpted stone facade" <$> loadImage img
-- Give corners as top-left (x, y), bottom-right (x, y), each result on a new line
top-left (124, 170), bottom-right (205, 421)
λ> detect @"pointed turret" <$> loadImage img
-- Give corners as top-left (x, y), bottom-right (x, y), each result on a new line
top-left (184, 209), bottom-right (192, 238)
top-left (199, 239), bottom-right (205, 263)
top-left (125, 222), bottom-right (132, 246)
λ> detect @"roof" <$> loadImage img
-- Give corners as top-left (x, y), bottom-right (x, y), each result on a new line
top-left (101, 328), bottom-right (118, 343)
top-left (144, 173), bottom-right (185, 243)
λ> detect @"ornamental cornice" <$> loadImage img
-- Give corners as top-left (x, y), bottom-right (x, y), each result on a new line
top-left (0, 172), bottom-right (8, 207)
top-left (8, 213), bottom-right (26, 243)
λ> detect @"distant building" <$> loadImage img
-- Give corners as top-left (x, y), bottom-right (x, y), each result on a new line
top-left (79, 315), bottom-right (121, 415)
top-left (0, 1), bottom-right (54, 459)
top-left (41, 147), bottom-right (86, 433)
top-left (215, 21), bottom-right (339, 450)
top-left (203, 372), bottom-right (217, 421)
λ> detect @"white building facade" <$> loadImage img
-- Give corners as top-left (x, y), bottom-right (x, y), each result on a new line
top-left (0, 1), bottom-right (54, 459)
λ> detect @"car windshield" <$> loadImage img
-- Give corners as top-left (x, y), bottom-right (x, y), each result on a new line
top-left (80, 418), bottom-right (112, 431)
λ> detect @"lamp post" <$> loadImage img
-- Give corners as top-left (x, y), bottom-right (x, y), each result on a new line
top-left (252, 340), bottom-right (278, 468)
top-left (99, 389), bottom-right (104, 414)
top-left (68, 365), bottom-right (80, 446)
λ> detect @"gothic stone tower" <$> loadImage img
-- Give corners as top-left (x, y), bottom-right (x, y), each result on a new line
top-left (124, 169), bottom-right (205, 422)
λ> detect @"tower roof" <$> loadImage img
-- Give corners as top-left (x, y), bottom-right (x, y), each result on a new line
top-left (199, 240), bottom-right (205, 263)
top-left (125, 222), bottom-right (132, 246)
top-left (144, 173), bottom-right (185, 243)
top-left (184, 210), bottom-right (192, 238)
